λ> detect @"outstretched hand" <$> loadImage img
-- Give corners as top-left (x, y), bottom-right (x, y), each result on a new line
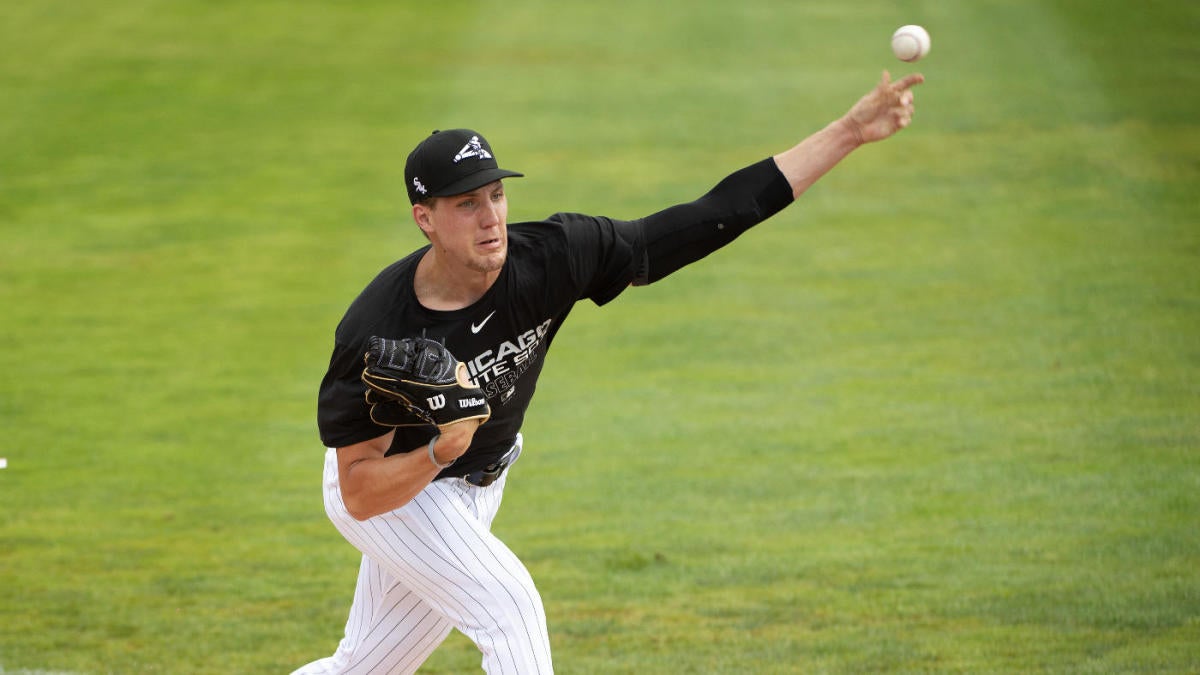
top-left (842, 70), bottom-right (925, 144)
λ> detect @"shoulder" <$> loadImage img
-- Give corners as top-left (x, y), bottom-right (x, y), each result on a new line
top-left (506, 214), bottom-right (622, 271)
top-left (334, 247), bottom-right (427, 343)
top-left (506, 214), bottom-right (638, 306)
top-left (508, 213), bottom-right (621, 252)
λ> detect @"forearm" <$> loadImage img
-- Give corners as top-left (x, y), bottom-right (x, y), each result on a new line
top-left (341, 452), bottom-right (440, 520)
top-left (772, 117), bottom-right (863, 200)
top-left (774, 70), bottom-right (924, 199)
top-left (337, 426), bottom-right (474, 520)
top-left (619, 72), bottom-right (921, 286)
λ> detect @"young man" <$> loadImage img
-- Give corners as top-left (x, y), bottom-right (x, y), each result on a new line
top-left (296, 71), bottom-right (924, 674)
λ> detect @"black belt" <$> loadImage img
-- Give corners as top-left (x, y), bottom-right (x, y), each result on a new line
top-left (463, 443), bottom-right (521, 487)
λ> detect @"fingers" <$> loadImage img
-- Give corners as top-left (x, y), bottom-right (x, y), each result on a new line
top-left (454, 361), bottom-right (482, 389)
top-left (878, 70), bottom-right (922, 104)
top-left (887, 72), bottom-right (922, 129)
top-left (897, 96), bottom-right (914, 129)
top-left (883, 72), bottom-right (922, 107)
top-left (893, 72), bottom-right (925, 91)
top-left (847, 70), bottom-right (923, 143)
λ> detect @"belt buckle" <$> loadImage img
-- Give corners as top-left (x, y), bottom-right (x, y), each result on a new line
top-left (464, 442), bottom-right (520, 487)
top-left (470, 463), bottom-right (505, 487)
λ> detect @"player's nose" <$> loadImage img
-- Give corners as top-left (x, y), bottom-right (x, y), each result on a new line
top-left (479, 200), bottom-right (503, 228)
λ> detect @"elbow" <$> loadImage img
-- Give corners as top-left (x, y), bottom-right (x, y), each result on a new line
top-left (343, 497), bottom-right (373, 522)
top-left (337, 454), bottom-right (385, 521)
top-left (339, 486), bottom-right (378, 522)
top-left (334, 444), bottom-right (419, 521)
top-left (340, 484), bottom-right (414, 521)
top-left (346, 504), bottom-right (375, 522)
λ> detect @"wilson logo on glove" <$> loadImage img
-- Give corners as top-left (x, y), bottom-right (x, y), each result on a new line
top-left (361, 335), bottom-right (491, 429)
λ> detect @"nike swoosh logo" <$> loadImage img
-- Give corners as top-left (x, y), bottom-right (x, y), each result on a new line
top-left (470, 311), bottom-right (497, 334)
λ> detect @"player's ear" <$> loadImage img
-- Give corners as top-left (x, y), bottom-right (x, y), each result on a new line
top-left (413, 202), bottom-right (435, 234)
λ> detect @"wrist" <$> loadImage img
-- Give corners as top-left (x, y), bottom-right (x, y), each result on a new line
top-left (836, 115), bottom-right (866, 148)
top-left (426, 435), bottom-right (456, 469)
top-left (427, 423), bottom-right (476, 469)
top-left (437, 420), bottom-right (478, 447)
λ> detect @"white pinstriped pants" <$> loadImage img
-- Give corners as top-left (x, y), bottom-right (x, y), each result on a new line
top-left (293, 435), bottom-right (553, 674)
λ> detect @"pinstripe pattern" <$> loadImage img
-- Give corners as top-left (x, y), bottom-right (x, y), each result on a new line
top-left (294, 437), bottom-right (552, 674)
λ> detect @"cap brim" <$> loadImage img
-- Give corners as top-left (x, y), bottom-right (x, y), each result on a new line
top-left (431, 168), bottom-right (524, 198)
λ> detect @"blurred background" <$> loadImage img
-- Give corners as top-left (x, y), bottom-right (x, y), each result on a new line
top-left (1, 1), bottom-right (1197, 672)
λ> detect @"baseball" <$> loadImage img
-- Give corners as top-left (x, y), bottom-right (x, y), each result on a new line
top-left (891, 24), bottom-right (931, 62)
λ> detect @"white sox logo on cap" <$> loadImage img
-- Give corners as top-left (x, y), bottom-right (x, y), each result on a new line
top-left (454, 136), bottom-right (492, 163)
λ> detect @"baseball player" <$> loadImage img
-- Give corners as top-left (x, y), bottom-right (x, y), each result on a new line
top-left (294, 71), bottom-right (924, 674)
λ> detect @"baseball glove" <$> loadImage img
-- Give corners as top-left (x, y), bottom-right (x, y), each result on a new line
top-left (363, 389), bottom-right (425, 428)
top-left (361, 336), bottom-right (491, 428)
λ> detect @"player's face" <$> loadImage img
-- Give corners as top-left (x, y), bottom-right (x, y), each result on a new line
top-left (421, 181), bottom-right (509, 274)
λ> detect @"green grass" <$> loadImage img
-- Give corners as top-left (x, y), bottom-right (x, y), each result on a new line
top-left (2, 0), bottom-right (1198, 672)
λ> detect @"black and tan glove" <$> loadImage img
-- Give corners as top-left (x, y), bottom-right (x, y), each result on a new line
top-left (361, 336), bottom-right (491, 428)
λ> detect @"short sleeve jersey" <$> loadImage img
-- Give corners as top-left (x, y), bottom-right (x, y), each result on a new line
top-left (317, 212), bottom-right (638, 478)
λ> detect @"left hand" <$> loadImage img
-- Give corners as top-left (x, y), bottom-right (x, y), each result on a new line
top-left (842, 70), bottom-right (925, 144)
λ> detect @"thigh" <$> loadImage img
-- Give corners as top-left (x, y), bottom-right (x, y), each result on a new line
top-left (323, 451), bottom-right (552, 673)
top-left (333, 478), bottom-right (544, 634)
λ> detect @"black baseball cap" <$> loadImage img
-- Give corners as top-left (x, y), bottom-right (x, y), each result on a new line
top-left (404, 128), bottom-right (524, 204)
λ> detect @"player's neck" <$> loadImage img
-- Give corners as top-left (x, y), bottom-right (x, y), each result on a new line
top-left (413, 248), bottom-right (500, 311)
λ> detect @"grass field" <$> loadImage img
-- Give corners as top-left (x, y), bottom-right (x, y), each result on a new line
top-left (2, 0), bottom-right (1198, 673)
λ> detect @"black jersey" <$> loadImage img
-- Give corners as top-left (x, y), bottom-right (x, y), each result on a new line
top-left (317, 212), bottom-right (639, 478)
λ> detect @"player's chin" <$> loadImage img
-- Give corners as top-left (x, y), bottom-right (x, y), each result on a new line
top-left (469, 247), bottom-right (506, 274)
